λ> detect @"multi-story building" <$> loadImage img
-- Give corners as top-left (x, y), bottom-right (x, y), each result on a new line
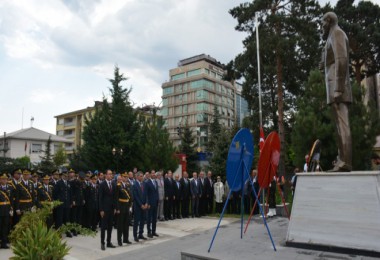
top-left (55, 101), bottom-right (102, 154)
top-left (161, 54), bottom-right (238, 150)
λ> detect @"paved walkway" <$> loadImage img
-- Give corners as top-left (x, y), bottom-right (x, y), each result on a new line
top-left (0, 216), bottom-right (377, 260)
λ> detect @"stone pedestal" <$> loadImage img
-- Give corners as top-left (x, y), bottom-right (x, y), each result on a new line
top-left (286, 171), bottom-right (380, 257)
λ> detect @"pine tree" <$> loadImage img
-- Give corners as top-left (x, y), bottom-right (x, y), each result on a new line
top-left (208, 127), bottom-right (231, 179)
top-left (179, 123), bottom-right (198, 174)
top-left (39, 136), bottom-right (56, 174)
top-left (230, 0), bottom-right (323, 175)
top-left (207, 106), bottom-right (222, 152)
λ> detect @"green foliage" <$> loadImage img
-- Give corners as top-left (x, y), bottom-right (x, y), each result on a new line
top-left (53, 144), bottom-right (67, 167)
top-left (230, 0), bottom-right (323, 175)
top-left (207, 106), bottom-right (222, 152)
top-left (11, 221), bottom-right (70, 260)
top-left (135, 113), bottom-right (178, 171)
top-left (208, 127), bottom-right (232, 179)
top-left (333, 0), bottom-right (380, 84)
top-left (0, 156), bottom-right (31, 173)
top-left (179, 123), bottom-right (198, 173)
top-left (10, 201), bottom-right (95, 260)
top-left (39, 136), bottom-right (56, 174)
top-left (291, 70), bottom-right (380, 170)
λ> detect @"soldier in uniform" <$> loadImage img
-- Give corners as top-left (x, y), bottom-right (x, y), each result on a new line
top-left (15, 170), bottom-right (36, 217)
top-left (115, 172), bottom-right (132, 246)
top-left (84, 174), bottom-right (99, 231)
top-left (37, 174), bottom-right (54, 227)
top-left (9, 169), bottom-right (21, 228)
top-left (53, 170), bottom-right (73, 237)
top-left (0, 173), bottom-right (14, 249)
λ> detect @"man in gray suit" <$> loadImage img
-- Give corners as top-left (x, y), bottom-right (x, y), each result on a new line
top-left (155, 171), bottom-right (165, 221)
top-left (321, 12), bottom-right (352, 172)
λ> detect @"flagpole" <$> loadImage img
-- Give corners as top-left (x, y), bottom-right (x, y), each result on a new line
top-left (255, 12), bottom-right (262, 129)
top-left (255, 12), bottom-right (266, 208)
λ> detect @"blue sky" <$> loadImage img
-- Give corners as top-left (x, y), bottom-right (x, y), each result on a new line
top-left (1, 0), bottom-right (368, 135)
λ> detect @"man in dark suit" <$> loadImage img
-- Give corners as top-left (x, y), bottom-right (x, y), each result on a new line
top-left (198, 171), bottom-right (207, 216)
top-left (190, 172), bottom-right (202, 218)
top-left (145, 170), bottom-right (159, 238)
top-left (164, 171), bottom-right (175, 220)
top-left (99, 169), bottom-right (116, 250)
top-left (132, 172), bottom-right (148, 242)
top-left (37, 174), bottom-right (54, 227)
top-left (173, 174), bottom-right (182, 219)
top-left (204, 171), bottom-right (214, 214)
top-left (179, 171), bottom-right (191, 218)
top-left (53, 171), bottom-right (73, 237)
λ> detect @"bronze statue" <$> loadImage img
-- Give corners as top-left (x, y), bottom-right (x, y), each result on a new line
top-left (321, 12), bottom-right (352, 172)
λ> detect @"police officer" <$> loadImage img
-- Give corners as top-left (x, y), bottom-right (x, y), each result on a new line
top-left (115, 172), bottom-right (132, 246)
top-left (0, 173), bottom-right (14, 249)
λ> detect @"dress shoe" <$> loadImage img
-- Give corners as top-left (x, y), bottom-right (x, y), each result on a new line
top-left (66, 232), bottom-right (73, 238)
top-left (101, 244), bottom-right (105, 251)
top-left (118, 241), bottom-right (123, 246)
top-left (124, 240), bottom-right (132, 244)
top-left (138, 235), bottom-right (147, 240)
top-left (134, 237), bottom-right (139, 242)
top-left (107, 243), bottom-right (116, 248)
top-left (152, 233), bottom-right (159, 237)
top-left (148, 234), bottom-right (153, 238)
top-left (72, 231), bottom-right (77, 237)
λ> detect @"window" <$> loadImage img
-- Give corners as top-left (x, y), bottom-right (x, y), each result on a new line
top-left (196, 90), bottom-right (208, 100)
top-left (187, 69), bottom-right (201, 77)
top-left (197, 103), bottom-right (209, 111)
top-left (58, 118), bottom-right (64, 125)
top-left (176, 95), bottom-right (183, 102)
top-left (163, 87), bottom-right (174, 95)
top-left (175, 85), bottom-right (183, 93)
top-left (161, 107), bottom-right (168, 116)
top-left (162, 98), bottom-right (168, 106)
top-left (175, 106), bottom-right (182, 115)
top-left (197, 113), bottom-right (208, 123)
top-left (216, 73), bottom-right (223, 80)
top-left (183, 93), bottom-right (187, 102)
top-left (31, 144), bottom-right (42, 153)
top-left (56, 130), bottom-right (63, 136)
top-left (171, 73), bottom-right (185, 81)
top-left (183, 105), bottom-right (188, 113)
top-left (204, 69), bottom-right (209, 75)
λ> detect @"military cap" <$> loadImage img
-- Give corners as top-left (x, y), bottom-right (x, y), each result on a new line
top-left (121, 172), bottom-right (128, 177)
top-left (42, 174), bottom-right (50, 180)
top-left (90, 174), bottom-right (97, 180)
top-left (68, 168), bottom-right (75, 174)
top-left (12, 169), bottom-right (22, 175)
top-left (22, 169), bottom-right (31, 175)
top-left (0, 173), bottom-right (8, 179)
top-left (52, 169), bottom-right (59, 175)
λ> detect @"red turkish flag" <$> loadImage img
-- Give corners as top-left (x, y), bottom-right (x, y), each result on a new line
top-left (259, 127), bottom-right (265, 153)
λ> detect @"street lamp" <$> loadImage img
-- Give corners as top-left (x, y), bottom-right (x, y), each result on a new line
top-left (112, 147), bottom-right (123, 174)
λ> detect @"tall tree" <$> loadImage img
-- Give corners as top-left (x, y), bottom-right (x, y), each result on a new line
top-left (333, 0), bottom-right (380, 85)
top-left (230, 0), bottom-right (323, 175)
top-left (81, 66), bottom-right (138, 171)
top-left (39, 136), bottom-right (56, 173)
top-left (207, 106), bottom-right (222, 152)
top-left (53, 144), bottom-right (67, 167)
top-left (179, 123), bottom-right (198, 174)
top-left (136, 111), bottom-right (178, 171)
top-left (208, 126), bottom-right (231, 179)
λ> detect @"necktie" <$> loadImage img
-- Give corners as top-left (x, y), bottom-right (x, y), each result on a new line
top-left (140, 182), bottom-right (144, 192)
top-left (108, 182), bottom-right (112, 191)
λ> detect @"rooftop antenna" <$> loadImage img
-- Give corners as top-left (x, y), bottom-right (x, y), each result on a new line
top-left (30, 117), bottom-right (34, 127)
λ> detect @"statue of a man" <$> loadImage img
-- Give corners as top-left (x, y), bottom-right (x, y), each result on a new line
top-left (321, 12), bottom-right (352, 172)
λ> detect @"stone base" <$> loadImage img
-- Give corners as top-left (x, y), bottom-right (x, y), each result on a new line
top-left (286, 171), bottom-right (380, 257)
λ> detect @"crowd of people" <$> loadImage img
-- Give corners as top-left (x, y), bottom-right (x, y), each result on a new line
top-left (0, 167), bottom-right (282, 251)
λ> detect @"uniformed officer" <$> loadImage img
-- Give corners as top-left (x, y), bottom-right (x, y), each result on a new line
top-left (15, 170), bottom-right (36, 217)
top-left (0, 173), bottom-right (14, 249)
top-left (115, 172), bottom-right (132, 246)
top-left (9, 169), bottom-right (21, 228)
top-left (37, 174), bottom-right (54, 227)
top-left (84, 174), bottom-right (99, 231)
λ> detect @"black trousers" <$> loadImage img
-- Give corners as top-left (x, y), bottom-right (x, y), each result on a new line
top-left (207, 196), bottom-right (213, 214)
top-left (191, 196), bottom-right (199, 217)
top-left (100, 210), bottom-right (114, 245)
top-left (55, 205), bottom-right (70, 228)
top-left (181, 197), bottom-right (190, 217)
top-left (173, 199), bottom-right (181, 218)
top-left (0, 215), bottom-right (10, 246)
top-left (147, 205), bottom-right (157, 234)
top-left (164, 197), bottom-right (173, 219)
top-left (117, 208), bottom-right (130, 243)
top-left (86, 208), bottom-right (99, 230)
top-left (133, 207), bottom-right (145, 238)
